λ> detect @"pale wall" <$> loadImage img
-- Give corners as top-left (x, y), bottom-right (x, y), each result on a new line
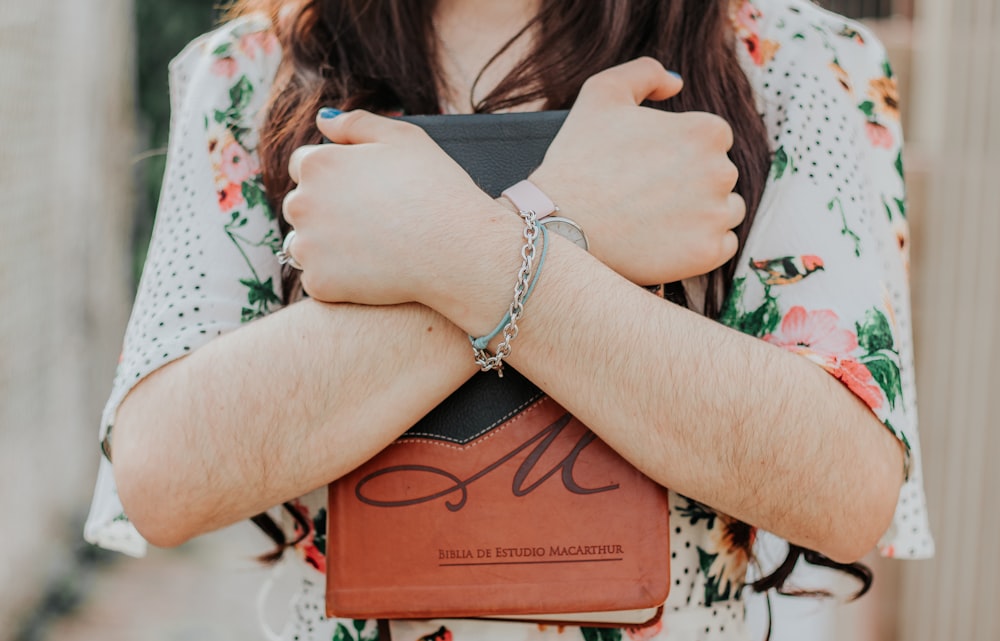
top-left (897, 0), bottom-right (1000, 638)
top-left (0, 0), bottom-right (134, 634)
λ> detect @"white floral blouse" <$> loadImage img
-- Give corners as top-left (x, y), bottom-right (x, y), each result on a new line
top-left (85, 1), bottom-right (934, 639)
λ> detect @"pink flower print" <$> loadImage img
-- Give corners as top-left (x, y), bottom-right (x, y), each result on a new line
top-left (731, 0), bottom-right (779, 66)
top-left (766, 307), bottom-right (886, 411)
top-left (219, 140), bottom-right (257, 184)
top-left (298, 532), bottom-right (327, 573)
top-left (734, 0), bottom-right (762, 34)
top-left (764, 306), bottom-right (858, 360)
top-left (239, 31), bottom-right (277, 59)
top-left (217, 183), bottom-right (244, 212)
top-left (211, 56), bottom-right (238, 78)
top-left (826, 358), bottom-right (884, 411)
top-left (865, 121), bottom-right (894, 149)
top-left (288, 501), bottom-right (327, 574)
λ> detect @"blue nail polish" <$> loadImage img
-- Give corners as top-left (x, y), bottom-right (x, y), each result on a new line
top-left (668, 70), bottom-right (682, 80)
top-left (319, 107), bottom-right (342, 119)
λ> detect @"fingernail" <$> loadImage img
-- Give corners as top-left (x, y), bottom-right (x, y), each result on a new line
top-left (668, 70), bottom-right (682, 80)
top-left (319, 107), bottom-right (342, 119)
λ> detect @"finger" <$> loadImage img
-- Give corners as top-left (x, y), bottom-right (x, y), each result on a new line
top-left (288, 145), bottom-right (321, 184)
top-left (715, 117), bottom-right (735, 153)
top-left (281, 188), bottom-right (299, 225)
top-left (579, 57), bottom-right (683, 108)
top-left (719, 157), bottom-right (740, 192)
top-left (720, 230), bottom-right (739, 263)
top-left (317, 108), bottom-right (421, 145)
top-left (727, 192), bottom-right (747, 229)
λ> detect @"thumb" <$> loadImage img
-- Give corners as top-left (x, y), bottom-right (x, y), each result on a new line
top-left (578, 57), bottom-right (683, 107)
top-left (317, 108), bottom-right (420, 145)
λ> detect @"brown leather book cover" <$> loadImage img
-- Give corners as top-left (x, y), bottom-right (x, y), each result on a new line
top-left (326, 395), bottom-right (670, 622)
top-left (325, 111), bottom-right (670, 624)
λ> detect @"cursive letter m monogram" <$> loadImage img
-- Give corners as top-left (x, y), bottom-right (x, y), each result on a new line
top-left (355, 414), bottom-right (619, 512)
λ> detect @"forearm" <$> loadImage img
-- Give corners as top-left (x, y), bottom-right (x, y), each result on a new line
top-left (113, 298), bottom-right (477, 546)
top-left (438, 222), bottom-right (904, 563)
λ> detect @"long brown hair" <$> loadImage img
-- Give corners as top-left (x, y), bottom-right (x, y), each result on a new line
top-left (229, 0), bottom-right (870, 601)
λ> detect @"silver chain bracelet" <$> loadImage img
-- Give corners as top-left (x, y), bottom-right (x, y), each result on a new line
top-left (472, 209), bottom-right (540, 376)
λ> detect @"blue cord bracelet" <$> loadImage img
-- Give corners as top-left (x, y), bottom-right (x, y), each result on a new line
top-left (469, 225), bottom-right (549, 351)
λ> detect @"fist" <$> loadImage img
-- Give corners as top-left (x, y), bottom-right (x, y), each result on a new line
top-left (282, 110), bottom-right (497, 305)
top-left (531, 57), bottom-right (745, 285)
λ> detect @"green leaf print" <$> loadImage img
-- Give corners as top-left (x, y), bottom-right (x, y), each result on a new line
top-left (678, 498), bottom-right (718, 529)
top-left (858, 100), bottom-right (876, 119)
top-left (698, 547), bottom-right (717, 577)
top-left (857, 309), bottom-right (902, 408)
top-left (212, 43), bottom-right (232, 57)
top-left (719, 277), bottom-right (782, 338)
top-left (242, 178), bottom-right (268, 210)
top-left (895, 150), bottom-right (904, 179)
top-left (229, 75), bottom-right (253, 113)
top-left (229, 124), bottom-right (253, 148)
top-left (828, 197), bottom-right (862, 256)
top-left (719, 277), bottom-right (748, 328)
top-left (354, 619), bottom-right (380, 641)
top-left (719, 277), bottom-right (746, 322)
top-left (333, 623), bottom-right (352, 641)
top-left (241, 277), bottom-right (281, 308)
top-left (239, 277), bottom-right (280, 322)
top-left (697, 547), bottom-right (734, 606)
top-left (837, 26), bottom-right (864, 42)
top-left (862, 354), bottom-right (902, 409)
top-left (581, 628), bottom-right (623, 641)
top-left (897, 424), bottom-right (911, 451)
top-left (264, 227), bottom-right (282, 252)
top-left (884, 194), bottom-right (911, 224)
top-left (856, 309), bottom-right (895, 353)
top-left (771, 146), bottom-right (795, 180)
top-left (739, 295), bottom-right (781, 338)
top-left (894, 197), bottom-right (907, 219)
top-left (883, 60), bottom-right (894, 79)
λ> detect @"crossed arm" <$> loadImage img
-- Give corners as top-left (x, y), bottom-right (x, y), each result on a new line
top-left (112, 59), bottom-right (903, 563)
top-left (114, 223), bottom-right (900, 564)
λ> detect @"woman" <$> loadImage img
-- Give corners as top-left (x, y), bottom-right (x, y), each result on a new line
top-left (85, 0), bottom-right (933, 639)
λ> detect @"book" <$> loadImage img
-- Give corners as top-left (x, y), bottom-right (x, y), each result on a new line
top-left (326, 111), bottom-right (671, 627)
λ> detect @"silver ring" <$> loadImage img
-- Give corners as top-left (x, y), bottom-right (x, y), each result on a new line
top-left (276, 230), bottom-right (303, 270)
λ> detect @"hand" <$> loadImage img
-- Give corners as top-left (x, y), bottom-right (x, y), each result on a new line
top-left (282, 110), bottom-right (502, 305)
top-left (529, 57), bottom-right (745, 285)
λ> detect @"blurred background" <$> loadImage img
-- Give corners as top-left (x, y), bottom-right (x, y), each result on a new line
top-left (0, 0), bottom-right (996, 639)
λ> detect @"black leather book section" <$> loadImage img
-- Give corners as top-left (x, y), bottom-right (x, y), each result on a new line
top-left (399, 111), bottom-right (569, 198)
top-left (396, 111), bottom-right (568, 444)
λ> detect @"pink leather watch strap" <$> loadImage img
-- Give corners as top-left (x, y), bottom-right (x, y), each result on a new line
top-left (501, 180), bottom-right (559, 218)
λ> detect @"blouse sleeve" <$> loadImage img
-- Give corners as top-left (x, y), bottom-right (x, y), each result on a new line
top-left (84, 15), bottom-right (283, 556)
top-left (723, 0), bottom-right (933, 559)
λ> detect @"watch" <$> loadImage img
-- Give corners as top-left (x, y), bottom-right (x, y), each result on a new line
top-left (539, 216), bottom-right (588, 251)
top-left (501, 180), bottom-right (589, 251)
